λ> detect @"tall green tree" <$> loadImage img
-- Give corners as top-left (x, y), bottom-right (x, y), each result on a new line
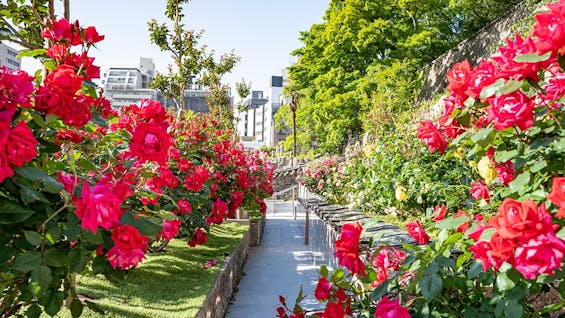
top-left (285, 0), bottom-right (524, 153)
top-left (148, 0), bottom-right (206, 111)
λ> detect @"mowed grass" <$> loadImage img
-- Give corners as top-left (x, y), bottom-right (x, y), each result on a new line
top-left (55, 221), bottom-right (248, 318)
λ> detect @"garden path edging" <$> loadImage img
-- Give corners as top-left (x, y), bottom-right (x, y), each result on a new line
top-left (195, 215), bottom-right (266, 318)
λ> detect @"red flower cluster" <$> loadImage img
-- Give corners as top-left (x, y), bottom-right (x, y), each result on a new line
top-left (406, 221), bottom-right (430, 245)
top-left (106, 224), bottom-right (149, 270)
top-left (374, 296), bottom-right (411, 318)
top-left (371, 247), bottom-right (406, 287)
top-left (334, 222), bottom-right (366, 275)
top-left (188, 227), bottom-right (209, 247)
top-left (548, 177), bottom-right (565, 217)
top-left (74, 181), bottom-right (126, 233)
top-left (470, 196), bottom-right (565, 279)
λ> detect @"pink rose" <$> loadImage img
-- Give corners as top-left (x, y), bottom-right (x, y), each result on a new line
top-left (512, 233), bottom-right (565, 279)
top-left (74, 181), bottom-right (124, 233)
top-left (374, 296), bottom-right (410, 318)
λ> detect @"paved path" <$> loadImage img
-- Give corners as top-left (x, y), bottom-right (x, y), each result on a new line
top-left (225, 200), bottom-right (335, 318)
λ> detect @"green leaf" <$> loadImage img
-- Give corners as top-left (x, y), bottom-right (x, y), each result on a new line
top-left (529, 160), bottom-right (547, 173)
top-left (38, 139), bottom-right (61, 153)
top-left (30, 265), bottom-right (52, 296)
top-left (471, 127), bottom-right (495, 147)
top-left (14, 167), bottom-right (48, 181)
top-left (419, 274), bottom-right (443, 301)
top-left (496, 271), bottom-right (515, 291)
top-left (509, 172), bottom-right (531, 193)
top-left (20, 185), bottom-right (47, 204)
top-left (371, 280), bottom-right (389, 301)
top-left (424, 262), bottom-right (440, 275)
top-left (480, 78), bottom-right (504, 99)
top-left (120, 213), bottom-right (162, 237)
top-left (320, 265), bottom-right (328, 278)
top-left (553, 137), bottom-right (565, 153)
top-left (13, 251), bottom-right (42, 272)
top-left (78, 158), bottom-right (97, 171)
top-left (43, 176), bottom-right (63, 194)
top-left (360, 268), bottom-right (377, 284)
top-left (24, 230), bottom-right (43, 247)
top-left (17, 48), bottom-right (47, 58)
top-left (479, 228), bottom-right (496, 241)
top-left (435, 216), bottom-right (468, 230)
top-left (92, 111), bottom-right (108, 128)
top-left (0, 200), bottom-right (35, 224)
top-left (467, 260), bottom-right (483, 279)
top-left (45, 226), bottom-right (62, 245)
top-left (26, 304), bottom-right (42, 318)
top-left (513, 51), bottom-right (552, 63)
top-left (494, 149), bottom-right (518, 162)
top-left (556, 227), bottom-right (565, 241)
top-left (44, 248), bottom-right (68, 267)
top-left (498, 79), bottom-right (523, 95)
top-left (330, 268), bottom-right (345, 282)
top-left (70, 298), bottom-right (84, 318)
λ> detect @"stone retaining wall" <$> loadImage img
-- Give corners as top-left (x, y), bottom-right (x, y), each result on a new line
top-left (195, 215), bottom-right (266, 318)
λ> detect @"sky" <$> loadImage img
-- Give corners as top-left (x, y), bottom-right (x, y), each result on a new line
top-left (20, 0), bottom-right (329, 99)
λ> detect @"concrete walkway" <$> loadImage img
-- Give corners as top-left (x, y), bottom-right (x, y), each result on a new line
top-left (225, 200), bottom-right (335, 318)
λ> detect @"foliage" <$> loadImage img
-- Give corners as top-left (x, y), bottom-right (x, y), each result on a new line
top-left (148, 0), bottom-right (206, 111)
top-left (56, 222), bottom-right (248, 318)
top-left (0, 7), bottom-right (273, 317)
top-left (286, 0), bottom-right (523, 153)
top-left (285, 0), bottom-right (565, 316)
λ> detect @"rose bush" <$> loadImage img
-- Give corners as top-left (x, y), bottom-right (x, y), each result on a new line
top-left (281, 0), bottom-right (565, 316)
top-left (1, 14), bottom-right (273, 317)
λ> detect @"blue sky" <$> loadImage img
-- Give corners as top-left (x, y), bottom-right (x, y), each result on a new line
top-left (22, 0), bottom-right (329, 97)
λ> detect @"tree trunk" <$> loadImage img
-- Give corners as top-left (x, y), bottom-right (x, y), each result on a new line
top-left (64, 0), bottom-right (70, 20)
top-left (292, 109), bottom-right (297, 158)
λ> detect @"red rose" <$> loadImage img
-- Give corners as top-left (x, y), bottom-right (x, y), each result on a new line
top-left (334, 222), bottom-right (365, 275)
top-left (55, 129), bottom-right (83, 144)
top-left (188, 227), bottom-right (208, 247)
top-left (512, 233), bottom-right (565, 279)
top-left (495, 161), bottom-right (515, 185)
top-left (44, 65), bottom-right (83, 94)
top-left (184, 165), bottom-right (210, 192)
top-left (41, 18), bottom-right (74, 42)
top-left (469, 180), bottom-right (490, 203)
top-left (207, 199), bottom-right (228, 225)
top-left (314, 277), bottom-right (332, 301)
top-left (374, 296), bottom-right (410, 318)
top-left (406, 221), bottom-right (430, 245)
top-left (159, 219), bottom-right (181, 241)
top-left (178, 199), bottom-right (193, 215)
top-left (0, 152), bottom-right (13, 183)
top-left (466, 60), bottom-right (498, 99)
top-left (446, 60), bottom-right (473, 97)
top-left (548, 177), bottom-right (565, 208)
top-left (487, 91), bottom-right (534, 131)
top-left (106, 224), bottom-right (149, 270)
top-left (322, 302), bottom-right (345, 318)
top-left (492, 34), bottom-right (552, 82)
top-left (417, 121), bottom-right (448, 153)
top-left (0, 68), bottom-right (34, 116)
top-left (34, 85), bottom-right (72, 116)
top-left (534, 1), bottom-right (565, 54)
top-left (489, 198), bottom-right (553, 243)
top-left (74, 181), bottom-right (124, 233)
top-left (83, 26), bottom-right (105, 44)
top-left (4, 121), bottom-right (38, 167)
top-left (432, 205), bottom-right (447, 221)
top-left (130, 122), bottom-right (171, 164)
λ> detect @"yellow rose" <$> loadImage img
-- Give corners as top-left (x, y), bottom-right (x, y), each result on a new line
top-left (477, 156), bottom-right (497, 185)
top-left (454, 147), bottom-right (465, 159)
top-left (468, 160), bottom-right (477, 169)
top-left (395, 186), bottom-right (408, 202)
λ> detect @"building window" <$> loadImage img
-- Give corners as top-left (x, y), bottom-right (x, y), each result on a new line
top-left (6, 58), bottom-right (19, 67)
top-left (6, 49), bottom-right (18, 57)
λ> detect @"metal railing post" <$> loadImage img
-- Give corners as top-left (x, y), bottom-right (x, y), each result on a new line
top-left (292, 188), bottom-right (296, 220)
top-left (304, 206), bottom-right (309, 245)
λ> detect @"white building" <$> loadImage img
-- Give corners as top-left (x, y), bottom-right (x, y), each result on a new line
top-left (0, 42), bottom-right (21, 71)
top-left (101, 57), bottom-right (212, 112)
top-left (236, 75), bottom-right (283, 148)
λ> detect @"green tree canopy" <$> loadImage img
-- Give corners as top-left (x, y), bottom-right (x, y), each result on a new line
top-left (284, 0), bottom-right (524, 153)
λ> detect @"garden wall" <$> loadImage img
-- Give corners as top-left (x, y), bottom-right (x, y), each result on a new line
top-left (417, 1), bottom-right (540, 102)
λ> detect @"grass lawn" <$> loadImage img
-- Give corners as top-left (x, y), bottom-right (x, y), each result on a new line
top-left (54, 221), bottom-right (248, 318)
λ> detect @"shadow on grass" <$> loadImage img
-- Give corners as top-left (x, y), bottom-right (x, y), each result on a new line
top-left (58, 222), bottom-right (248, 318)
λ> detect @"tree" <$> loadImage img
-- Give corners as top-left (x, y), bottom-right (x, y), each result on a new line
top-left (148, 0), bottom-right (206, 111)
top-left (287, 0), bottom-right (524, 153)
